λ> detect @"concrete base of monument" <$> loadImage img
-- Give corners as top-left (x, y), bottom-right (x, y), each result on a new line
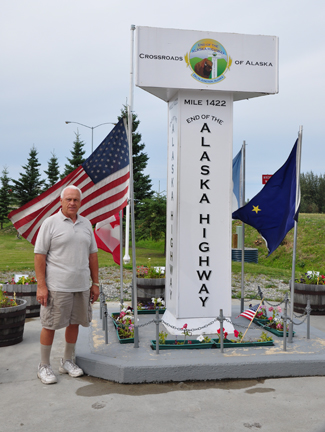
top-left (161, 309), bottom-right (234, 335)
top-left (75, 301), bottom-right (325, 384)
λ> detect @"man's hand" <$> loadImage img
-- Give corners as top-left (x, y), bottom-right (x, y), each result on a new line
top-left (35, 253), bottom-right (48, 306)
top-left (36, 284), bottom-right (49, 307)
top-left (90, 284), bottom-right (100, 304)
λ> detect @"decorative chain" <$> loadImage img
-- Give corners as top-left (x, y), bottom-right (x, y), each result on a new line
top-left (161, 317), bottom-right (218, 333)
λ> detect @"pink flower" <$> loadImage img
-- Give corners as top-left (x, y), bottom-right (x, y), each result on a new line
top-left (182, 323), bottom-right (188, 329)
top-left (234, 329), bottom-right (239, 338)
top-left (277, 306), bottom-right (282, 313)
top-left (120, 311), bottom-right (126, 317)
top-left (268, 317), bottom-right (273, 321)
top-left (268, 306), bottom-right (274, 312)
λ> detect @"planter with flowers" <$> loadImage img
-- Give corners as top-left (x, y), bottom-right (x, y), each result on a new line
top-left (137, 297), bottom-right (166, 314)
top-left (213, 328), bottom-right (274, 348)
top-left (294, 271), bottom-right (325, 315)
top-left (150, 324), bottom-right (215, 350)
top-left (136, 259), bottom-right (165, 303)
top-left (0, 289), bottom-right (27, 347)
top-left (3, 275), bottom-right (39, 318)
top-left (111, 308), bottom-right (134, 344)
top-left (252, 304), bottom-right (269, 325)
top-left (254, 306), bottom-right (294, 337)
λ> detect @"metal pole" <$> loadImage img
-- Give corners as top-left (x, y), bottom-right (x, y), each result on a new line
top-left (155, 309), bottom-right (160, 354)
top-left (240, 142), bottom-right (246, 313)
top-left (119, 210), bottom-right (124, 311)
top-left (123, 24), bottom-right (136, 265)
top-left (99, 284), bottom-right (103, 320)
top-left (306, 297), bottom-right (311, 339)
top-left (91, 127), bottom-right (94, 153)
top-left (218, 309), bottom-right (224, 353)
top-left (126, 25), bottom-right (139, 348)
top-left (283, 294), bottom-right (288, 352)
top-left (289, 126), bottom-right (303, 342)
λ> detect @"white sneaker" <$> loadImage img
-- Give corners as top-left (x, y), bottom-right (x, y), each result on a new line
top-left (59, 358), bottom-right (84, 377)
top-left (37, 363), bottom-right (57, 384)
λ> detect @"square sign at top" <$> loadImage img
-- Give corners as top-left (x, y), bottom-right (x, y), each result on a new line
top-left (135, 26), bottom-right (279, 102)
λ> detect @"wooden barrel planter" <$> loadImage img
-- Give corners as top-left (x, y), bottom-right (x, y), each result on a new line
top-left (294, 283), bottom-right (325, 315)
top-left (0, 298), bottom-right (27, 347)
top-left (4, 285), bottom-right (39, 318)
top-left (136, 278), bottom-right (165, 303)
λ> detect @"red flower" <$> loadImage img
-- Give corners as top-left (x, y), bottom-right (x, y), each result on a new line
top-left (234, 329), bottom-right (239, 338)
top-left (188, 341), bottom-right (192, 344)
top-left (224, 332), bottom-right (228, 338)
top-left (182, 323), bottom-right (187, 329)
top-left (217, 328), bottom-right (220, 334)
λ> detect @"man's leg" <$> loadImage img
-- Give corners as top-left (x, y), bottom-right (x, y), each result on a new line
top-left (40, 328), bottom-right (55, 365)
top-left (63, 324), bottom-right (79, 360)
top-left (38, 328), bottom-right (57, 384)
top-left (59, 324), bottom-right (83, 377)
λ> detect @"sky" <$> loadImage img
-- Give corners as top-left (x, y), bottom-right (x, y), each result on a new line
top-left (1, 0), bottom-right (324, 200)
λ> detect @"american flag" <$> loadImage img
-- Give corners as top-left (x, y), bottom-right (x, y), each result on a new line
top-left (8, 119), bottom-right (130, 245)
top-left (238, 304), bottom-right (260, 321)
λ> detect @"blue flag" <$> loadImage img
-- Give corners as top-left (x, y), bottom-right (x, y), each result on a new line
top-left (232, 139), bottom-right (300, 255)
top-left (232, 148), bottom-right (242, 212)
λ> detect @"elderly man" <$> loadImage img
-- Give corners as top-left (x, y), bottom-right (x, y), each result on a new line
top-left (34, 185), bottom-right (99, 384)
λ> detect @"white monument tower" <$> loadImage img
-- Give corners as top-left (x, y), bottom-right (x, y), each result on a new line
top-left (135, 27), bottom-right (278, 334)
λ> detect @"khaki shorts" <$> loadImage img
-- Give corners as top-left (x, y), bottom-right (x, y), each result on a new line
top-left (40, 290), bottom-right (92, 330)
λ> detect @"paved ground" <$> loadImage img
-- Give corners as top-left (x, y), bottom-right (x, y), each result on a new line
top-left (2, 300), bottom-right (325, 431)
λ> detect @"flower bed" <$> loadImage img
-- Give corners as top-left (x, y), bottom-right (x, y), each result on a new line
top-left (137, 297), bottom-right (165, 314)
top-left (150, 339), bottom-right (215, 350)
top-left (212, 338), bottom-right (274, 348)
top-left (111, 310), bottom-right (134, 343)
top-left (254, 306), bottom-right (295, 337)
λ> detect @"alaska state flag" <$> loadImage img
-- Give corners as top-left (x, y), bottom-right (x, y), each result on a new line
top-left (232, 139), bottom-right (300, 255)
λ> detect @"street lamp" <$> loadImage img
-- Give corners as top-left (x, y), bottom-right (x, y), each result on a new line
top-left (65, 121), bottom-right (116, 153)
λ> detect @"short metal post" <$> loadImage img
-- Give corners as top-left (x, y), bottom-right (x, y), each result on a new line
top-left (306, 297), bottom-right (311, 340)
top-left (283, 294), bottom-right (288, 352)
top-left (257, 286), bottom-right (265, 305)
top-left (218, 309), bottom-right (224, 353)
top-left (99, 285), bottom-right (103, 320)
top-left (104, 307), bottom-right (108, 344)
top-left (103, 303), bottom-right (107, 331)
top-left (155, 309), bottom-right (160, 354)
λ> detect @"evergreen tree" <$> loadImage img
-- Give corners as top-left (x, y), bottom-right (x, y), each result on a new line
top-left (118, 107), bottom-right (153, 207)
top-left (44, 151), bottom-right (60, 189)
top-left (12, 146), bottom-right (45, 207)
top-left (136, 192), bottom-right (167, 254)
top-left (0, 166), bottom-right (13, 229)
top-left (62, 131), bottom-right (86, 177)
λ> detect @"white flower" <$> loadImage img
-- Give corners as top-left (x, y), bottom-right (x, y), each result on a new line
top-left (157, 297), bottom-right (162, 303)
top-left (151, 297), bottom-right (156, 303)
top-left (161, 300), bottom-right (165, 306)
top-left (197, 335), bottom-right (204, 342)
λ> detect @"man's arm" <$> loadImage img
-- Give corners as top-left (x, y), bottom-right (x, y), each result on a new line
top-left (89, 252), bottom-right (99, 304)
top-left (34, 253), bottom-right (49, 307)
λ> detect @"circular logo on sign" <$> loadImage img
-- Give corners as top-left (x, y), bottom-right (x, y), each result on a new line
top-left (185, 38), bottom-right (232, 84)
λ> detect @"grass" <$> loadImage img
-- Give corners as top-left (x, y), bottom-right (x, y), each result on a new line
top-left (1, 214), bottom-right (324, 279)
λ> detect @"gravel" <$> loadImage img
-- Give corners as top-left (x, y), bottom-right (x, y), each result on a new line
top-left (0, 267), bottom-right (290, 303)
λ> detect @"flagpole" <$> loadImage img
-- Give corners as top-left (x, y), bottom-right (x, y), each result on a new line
top-left (123, 24), bottom-right (136, 265)
top-left (288, 126), bottom-right (303, 342)
top-left (119, 210), bottom-right (124, 309)
top-left (126, 25), bottom-right (139, 348)
top-left (240, 141), bottom-right (246, 313)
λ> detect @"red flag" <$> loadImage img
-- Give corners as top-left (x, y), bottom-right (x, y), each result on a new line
top-left (94, 213), bottom-right (121, 265)
top-left (8, 119), bottom-right (129, 245)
